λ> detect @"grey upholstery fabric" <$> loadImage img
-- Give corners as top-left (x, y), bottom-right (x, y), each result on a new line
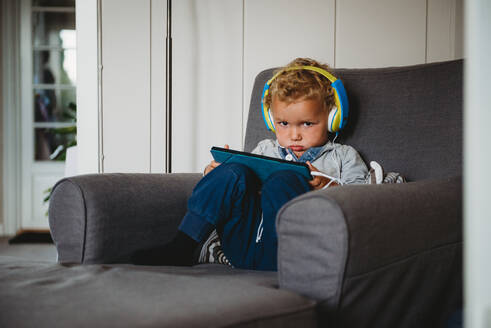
top-left (49, 173), bottom-right (202, 263)
top-left (0, 257), bottom-right (316, 328)
top-left (277, 177), bottom-right (462, 327)
top-left (245, 60), bottom-right (463, 181)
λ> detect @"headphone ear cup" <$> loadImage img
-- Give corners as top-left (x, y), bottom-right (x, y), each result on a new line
top-left (328, 107), bottom-right (338, 133)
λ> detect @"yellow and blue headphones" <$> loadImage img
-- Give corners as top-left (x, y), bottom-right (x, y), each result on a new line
top-left (261, 66), bottom-right (349, 134)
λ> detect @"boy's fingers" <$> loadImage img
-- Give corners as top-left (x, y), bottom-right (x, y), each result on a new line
top-left (309, 176), bottom-right (320, 187)
top-left (309, 175), bottom-right (330, 190)
top-left (306, 161), bottom-right (319, 171)
top-left (204, 161), bottom-right (221, 175)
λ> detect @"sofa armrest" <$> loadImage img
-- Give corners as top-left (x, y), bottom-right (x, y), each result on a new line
top-left (277, 177), bottom-right (462, 326)
top-left (49, 173), bottom-right (202, 264)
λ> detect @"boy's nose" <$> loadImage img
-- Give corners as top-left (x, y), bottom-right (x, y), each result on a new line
top-left (290, 128), bottom-right (301, 140)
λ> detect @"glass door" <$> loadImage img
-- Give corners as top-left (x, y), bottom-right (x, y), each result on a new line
top-left (32, 0), bottom-right (77, 161)
top-left (20, 0), bottom-right (76, 229)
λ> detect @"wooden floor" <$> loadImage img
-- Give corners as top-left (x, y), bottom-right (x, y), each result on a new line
top-left (0, 237), bottom-right (57, 262)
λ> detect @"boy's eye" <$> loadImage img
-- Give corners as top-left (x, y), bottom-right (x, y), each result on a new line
top-left (279, 121), bottom-right (288, 126)
top-left (304, 122), bottom-right (313, 127)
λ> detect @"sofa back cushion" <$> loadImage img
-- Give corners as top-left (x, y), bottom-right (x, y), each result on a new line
top-left (244, 60), bottom-right (463, 181)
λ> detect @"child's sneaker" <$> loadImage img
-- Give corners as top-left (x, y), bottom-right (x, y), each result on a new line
top-left (369, 161), bottom-right (384, 184)
top-left (197, 229), bottom-right (233, 267)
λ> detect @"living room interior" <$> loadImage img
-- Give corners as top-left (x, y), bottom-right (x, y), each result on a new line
top-left (1, 0), bottom-right (490, 327)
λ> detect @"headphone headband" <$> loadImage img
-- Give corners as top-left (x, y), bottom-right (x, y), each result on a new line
top-left (261, 65), bottom-right (349, 134)
top-left (266, 65), bottom-right (338, 86)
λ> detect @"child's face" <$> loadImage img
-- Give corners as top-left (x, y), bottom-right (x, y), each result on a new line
top-left (271, 96), bottom-right (329, 158)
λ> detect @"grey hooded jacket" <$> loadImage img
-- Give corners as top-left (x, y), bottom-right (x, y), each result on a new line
top-left (251, 139), bottom-right (368, 185)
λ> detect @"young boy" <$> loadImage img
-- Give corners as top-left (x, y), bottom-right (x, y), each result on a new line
top-left (131, 58), bottom-right (368, 270)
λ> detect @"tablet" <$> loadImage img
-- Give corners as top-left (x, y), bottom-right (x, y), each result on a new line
top-left (210, 146), bottom-right (312, 182)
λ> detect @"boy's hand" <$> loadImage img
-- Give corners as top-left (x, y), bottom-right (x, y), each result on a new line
top-left (306, 161), bottom-right (338, 190)
top-left (204, 144), bottom-right (229, 175)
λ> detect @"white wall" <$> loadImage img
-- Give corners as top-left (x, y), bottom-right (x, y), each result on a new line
top-left (336, 0), bottom-right (427, 67)
top-left (172, 0), bottom-right (243, 173)
top-left (76, 0), bottom-right (100, 174)
top-left (150, 0), bottom-right (166, 172)
top-left (465, 1), bottom-right (491, 327)
top-left (101, 0), bottom-right (152, 172)
top-left (0, 0), bottom-right (4, 233)
top-left (427, 0), bottom-right (463, 62)
top-left (243, 0), bottom-right (336, 145)
top-left (78, 0), bottom-right (464, 174)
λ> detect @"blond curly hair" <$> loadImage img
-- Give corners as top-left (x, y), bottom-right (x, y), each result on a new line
top-left (263, 58), bottom-right (336, 112)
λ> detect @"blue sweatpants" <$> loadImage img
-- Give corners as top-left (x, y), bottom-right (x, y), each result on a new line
top-left (178, 163), bottom-right (311, 271)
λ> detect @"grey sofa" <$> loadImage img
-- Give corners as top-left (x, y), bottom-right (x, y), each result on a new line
top-left (0, 60), bottom-right (462, 328)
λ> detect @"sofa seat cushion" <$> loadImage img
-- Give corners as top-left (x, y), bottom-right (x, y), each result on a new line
top-left (0, 256), bottom-right (317, 327)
